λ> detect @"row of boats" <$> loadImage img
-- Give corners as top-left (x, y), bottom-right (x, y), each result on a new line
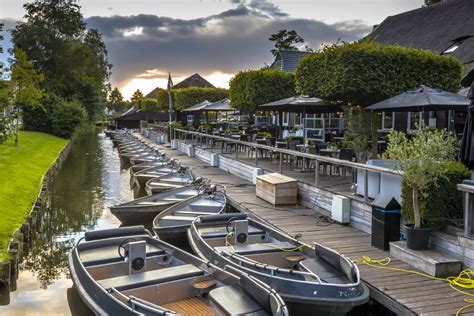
top-left (68, 130), bottom-right (369, 315)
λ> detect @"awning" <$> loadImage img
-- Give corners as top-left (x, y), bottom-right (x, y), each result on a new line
top-left (258, 95), bottom-right (340, 113)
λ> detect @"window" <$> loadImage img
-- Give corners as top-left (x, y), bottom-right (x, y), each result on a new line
top-left (442, 37), bottom-right (471, 54)
top-left (381, 112), bottom-right (393, 130)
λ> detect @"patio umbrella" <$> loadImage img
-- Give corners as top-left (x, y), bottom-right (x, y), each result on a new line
top-left (365, 85), bottom-right (470, 112)
top-left (459, 82), bottom-right (474, 169)
top-left (182, 100), bottom-right (212, 112)
top-left (258, 95), bottom-right (339, 113)
top-left (202, 98), bottom-right (234, 112)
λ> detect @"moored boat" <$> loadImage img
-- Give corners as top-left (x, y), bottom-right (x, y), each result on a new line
top-left (153, 186), bottom-right (227, 245)
top-left (68, 226), bottom-right (289, 316)
top-left (132, 164), bottom-right (176, 190)
top-left (188, 213), bottom-right (370, 315)
top-left (110, 180), bottom-right (206, 225)
top-left (145, 168), bottom-right (194, 196)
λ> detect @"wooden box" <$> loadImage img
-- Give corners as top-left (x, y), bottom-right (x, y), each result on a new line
top-left (256, 173), bottom-right (297, 205)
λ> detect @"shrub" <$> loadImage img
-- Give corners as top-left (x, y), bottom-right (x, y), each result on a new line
top-left (156, 87), bottom-right (228, 111)
top-left (229, 69), bottom-right (295, 113)
top-left (296, 42), bottom-right (463, 106)
top-left (51, 99), bottom-right (87, 138)
top-left (401, 161), bottom-right (470, 228)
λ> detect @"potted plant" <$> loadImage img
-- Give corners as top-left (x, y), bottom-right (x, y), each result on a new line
top-left (383, 127), bottom-right (456, 250)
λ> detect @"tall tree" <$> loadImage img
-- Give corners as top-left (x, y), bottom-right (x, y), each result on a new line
top-left (131, 89), bottom-right (144, 104)
top-left (269, 29), bottom-right (304, 56)
top-left (11, 0), bottom-right (111, 98)
top-left (107, 87), bottom-right (126, 113)
top-left (10, 48), bottom-right (45, 145)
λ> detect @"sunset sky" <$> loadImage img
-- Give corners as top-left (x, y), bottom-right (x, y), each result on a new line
top-left (1, 0), bottom-right (425, 99)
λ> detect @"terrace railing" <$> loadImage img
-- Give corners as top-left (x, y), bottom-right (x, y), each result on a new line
top-left (173, 128), bottom-right (402, 202)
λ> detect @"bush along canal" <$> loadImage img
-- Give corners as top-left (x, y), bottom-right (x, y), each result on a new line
top-left (0, 131), bottom-right (133, 315)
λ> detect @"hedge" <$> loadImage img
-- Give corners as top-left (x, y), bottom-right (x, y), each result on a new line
top-left (229, 69), bottom-right (295, 112)
top-left (295, 42), bottom-right (463, 106)
top-left (401, 161), bottom-right (470, 228)
top-left (156, 87), bottom-right (228, 111)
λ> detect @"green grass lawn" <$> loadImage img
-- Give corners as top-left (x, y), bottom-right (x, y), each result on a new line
top-left (0, 131), bottom-right (68, 261)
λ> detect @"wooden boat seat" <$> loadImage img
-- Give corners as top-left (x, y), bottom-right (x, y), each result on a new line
top-left (174, 210), bottom-right (217, 216)
top-left (137, 200), bottom-right (178, 206)
top-left (98, 264), bottom-right (205, 291)
top-left (80, 245), bottom-right (165, 267)
top-left (162, 298), bottom-right (215, 315)
top-left (216, 241), bottom-right (296, 256)
top-left (209, 285), bottom-right (268, 316)
top-left (299, 258), bottom-right (349, 284)
top-left (200, 226), bottom-right (265, 239)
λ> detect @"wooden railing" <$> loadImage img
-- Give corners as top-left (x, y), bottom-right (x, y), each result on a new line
top-left (173, 128), bottom-right (402, 202)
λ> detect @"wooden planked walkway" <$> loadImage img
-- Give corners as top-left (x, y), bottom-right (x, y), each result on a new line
top-left (138, 135), bottom-right (474, 316)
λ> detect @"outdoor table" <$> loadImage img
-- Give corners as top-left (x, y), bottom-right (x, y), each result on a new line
top-left (295, 144), bottom-right (316, 171)
top-left (275, 141), bottom-right (288, 149)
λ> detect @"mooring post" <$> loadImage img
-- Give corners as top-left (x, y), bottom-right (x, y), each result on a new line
top-left (0, 261), bottom-right (11, 305)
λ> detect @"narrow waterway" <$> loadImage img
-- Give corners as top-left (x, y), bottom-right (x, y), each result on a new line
top-left (0, 131), bottom-right (132, 315)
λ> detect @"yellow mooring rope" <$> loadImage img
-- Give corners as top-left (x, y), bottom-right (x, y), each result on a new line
top-left (354, 256), bottom-right (474, 315)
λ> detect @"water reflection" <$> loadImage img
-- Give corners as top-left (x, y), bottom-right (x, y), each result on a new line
top-left (0, 131), bottom-right (133, 315)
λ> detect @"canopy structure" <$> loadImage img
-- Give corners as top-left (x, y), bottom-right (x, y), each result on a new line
top-left (365, 85), bottom-right (470, 112)
top-left (258, 95), bottom-right (340, 113)
top-left (459, 82), bottom-right (474, 169)
top-left (182, 100), bottom-right (212, 112)
top-left (202, 98), bottom-right (234, 112)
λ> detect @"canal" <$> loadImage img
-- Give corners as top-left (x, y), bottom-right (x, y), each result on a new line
top-left (0, 131), bottom-right (132, 315)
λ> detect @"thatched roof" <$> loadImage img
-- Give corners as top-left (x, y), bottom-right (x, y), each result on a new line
top-left (173, 73), bottom-right (215, 89)
top-left (269, 50), bottom-right (309, 72)
top-left (368, 0), bottom-right (474, 86)
top-left (145, 87), bottom-right (165, 98)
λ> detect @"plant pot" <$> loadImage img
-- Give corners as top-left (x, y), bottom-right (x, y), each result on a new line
top-left (404, 224), bottom-right (432, 250)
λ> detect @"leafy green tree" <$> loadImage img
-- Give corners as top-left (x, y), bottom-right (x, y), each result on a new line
top-left (156, 87), bottom-right (228, 112)
top-left (74, 79), bottom-right (105, 122)
top-left (131, 89), bottom-right (144, 104)
top-left (229, 69), bottom-right (295, 113)
top-left (107, 87), bottom-right (127, 113)
top-left (11, 0), bottom-right (111, 98)
top-left (269, 29), bottom-right (304, 56)
top-left (51, 99), bottom-right (87, 138)
top-left (10, 48), bottom-right (45, 145)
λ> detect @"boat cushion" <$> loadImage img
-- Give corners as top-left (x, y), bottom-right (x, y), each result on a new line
top-left (215, 241), bottom-right (296, 256)
top-left (80, 244), bottom-right (165, 267)
top-left (209, 285), bottom-right (269, 316)
top-left (98, 264), bottom-right (205, 291)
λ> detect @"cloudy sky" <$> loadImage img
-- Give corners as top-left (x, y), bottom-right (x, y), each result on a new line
top-left (1, 0), bottom-right (424, 99)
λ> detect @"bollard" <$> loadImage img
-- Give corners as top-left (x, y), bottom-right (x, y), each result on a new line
top-left (8, 245), bottom-right (18, 292)
top-left (0, 261), bottom-right (11, 305)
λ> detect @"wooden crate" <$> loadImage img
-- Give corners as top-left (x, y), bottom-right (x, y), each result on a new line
top-left (256, 173), bottom-right (297, 205)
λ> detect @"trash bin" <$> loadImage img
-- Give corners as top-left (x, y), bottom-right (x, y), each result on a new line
top-left (371, 195), bottom-right (401, 250)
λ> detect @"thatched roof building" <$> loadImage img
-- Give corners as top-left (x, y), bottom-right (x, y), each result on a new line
top-left (269, 50), bottom-right (309, 72)
top-left (368, 0), bottom-right (474, 87)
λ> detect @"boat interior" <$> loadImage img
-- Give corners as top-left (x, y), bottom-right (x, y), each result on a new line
top-left (119, 187), bottom-right (200, 208)
top-left (77, 230), bottom-right (277, 315)
top-left (156, 193), bottom-right (227, 228)
top-left (195, 217), bottom-right (358, 286)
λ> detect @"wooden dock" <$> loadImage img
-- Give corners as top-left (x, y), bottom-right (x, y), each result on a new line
top-left (139, 136), bottom-right (474, 315)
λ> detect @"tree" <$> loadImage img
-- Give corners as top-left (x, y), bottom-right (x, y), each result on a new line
top-left (10, 48), bottom-right (45, 145)
top-left (383, 128), bottom-right (456, 229)
top-left (269, 29), bottom-right (304, 56)
top-left (74, 79), bottom-right (105, 122)
top-left (51, 99), bottom-right (87, 138)
top-left (107, 87), bottom-right (126, 113)
top-left (11, 0), bottom-right (111, 98)
top-left (131, 89), bottom-right (144, 104)
top-left (229, 69), bottom-right (295, 113)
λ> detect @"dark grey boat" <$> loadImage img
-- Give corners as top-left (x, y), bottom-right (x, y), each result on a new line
top-left (120, 149), bottom-right (153, 166)
top-left (130, 152), bottom-right (161, 166)
top-left (68, 226), bottom-right (288, 316)
top-left (130, 160), bottom-right (169, 175)
top-left (110, 184), bottom-right (203, 225)
top-left (145, 168), bottom-right (194, 196)
top-left (188, 213), bottom-right (370, 315)
top-left (132, 164), bottom-right (176, 190)
top-left (153, 187), bottom-right (227, 245)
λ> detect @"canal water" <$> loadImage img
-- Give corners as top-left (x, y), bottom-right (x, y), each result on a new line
top-left (0, 131), bottom-right (132, 315)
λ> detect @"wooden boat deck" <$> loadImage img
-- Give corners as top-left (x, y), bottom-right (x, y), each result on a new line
top-left (162, 298), bottom-right (215, 315)
top-left (137, 135), bottom-right (474, 316)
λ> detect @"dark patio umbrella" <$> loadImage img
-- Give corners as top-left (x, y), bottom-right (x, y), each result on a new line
top-left (258, 95), bottom-right (340, 113)
top-left (459, 82), bottom-right (474, 169)
top-left (365, 85), bottom-right (470, 112)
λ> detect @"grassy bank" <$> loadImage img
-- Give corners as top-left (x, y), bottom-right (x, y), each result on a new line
top-left (0, 131), bottom-right (68, 261)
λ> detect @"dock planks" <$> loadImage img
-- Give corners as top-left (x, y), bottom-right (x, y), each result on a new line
top-left (138, 135), bottom-right (473, 316)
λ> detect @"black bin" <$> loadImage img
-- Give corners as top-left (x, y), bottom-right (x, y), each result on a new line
top-left (371, 195), bottom-right (401, 250)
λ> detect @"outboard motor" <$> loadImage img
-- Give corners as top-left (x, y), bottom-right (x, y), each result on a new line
top-left (124, 240), bottom-right (147, 274)
top-left (232, 220), bottom-right (249, 245)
